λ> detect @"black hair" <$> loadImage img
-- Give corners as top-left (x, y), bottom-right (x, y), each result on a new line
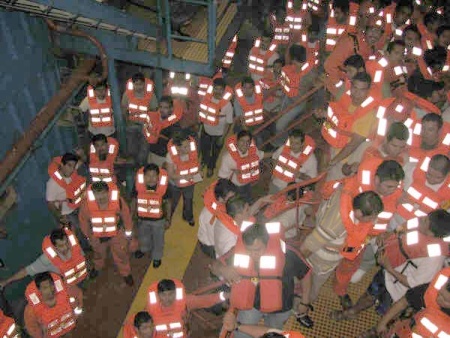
top-left (132, 72), bottom-right (146, 83)
top-left (260, 333), bottom-right (286, 338)
top-left (288, 129), bottom-right (306, 143)
top-left (35, 272), bottom-right (54, 289)
top-left (289, 44), bottom-right (307, 63)
top-left (394, 0), bottom-right (413, 15)
top-left (134, 311), bottom-right (153, 329)
top-left (91, 181), bottom-right (109, 193)
top-left (214, 179), bottom-right (237, 201)
top-left (386, 122), bottom-right (409, 142)
top-left (332, 0), bottom-right (350, 14)
top-left (386, 40), bottom-right (406, 53)
top-left (352, 191), bottom-right (384, 217)
top-left (92, 133), bottom-right (108, 144)
top-left (159, 95), bottom-right (174, 107)
top-left (241, 76), bottom-right (255, 87)
top-left (428, 209), bottom-right (450, 239)
top-left (50, 228), bottom-right (69, 246)
top-left (375, 160), bottom-right (405, 183)
top-left (424, 12), bottom-right (442, 28)
top-left (61, 153), bottom-right (79, 165)
top-left (157, 279), bottom-right (176, 293)
top-left (237, 130), bottom-right (253, 142)
top-left (429, 154), bottom-right (450, 176)
top-left (403, 24), bottom-right (421, 40)
top-left (424, 46), bottom-right (447, 70)
top-left (352, 72), bottom-right (372, 88)
top-left (225, 197), bottom-right (247, 218)
top-left (437, 24), bottom-right (450, 38)
top-left (344, 54), bottom-right (366, 70)
top-left (273, 58), bottom-right (285, 67)
top-left (172, 130), bottom-right (190, 147)
top-left (422, 113), bottom-right (444, 130)
top-left (242, 223), bottom-right (270, 246)
top-left (92, 79), bottom-right (108, 90)
top-left (143, 163), bottom-right (160, 175)
top-left (213, 78), bottom-right (227, 89)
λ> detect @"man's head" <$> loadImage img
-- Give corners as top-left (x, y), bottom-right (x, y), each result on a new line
top-left (386, 40), bottom-right (406, 65)
top-left (50, 229), bottom-right (71, 257)
top-left (272, 58), bottom-right (285, 77)
top-left (350, 72), bottom-right (372, 105)
top-left (421, 113), bottom-right (443, 149)
top-left (289, 45), bottom-right (307, 64)
top-left (212, 78), bottom-right (227, 100)
top-left (236, 130), bottom-right (253, 154)
top-left (343, 54), bottom-right (366, 80)
top-left (157, 279), bottom-right (177, 307)
top-left (352, 191), bottom-right (384, 223)
top-left (241, 77), bottom-right (256, 98)
top-left (402, 24), bottom-right (421, 50)
top-left (91, 181), bottom-right (110, 205)
top-left (226, 197), bottom-right (251, 226)
top-left (420, 209), bottom-right (450, 240)
top-left (260, 31), bottom-right (274, 51)
top-left (373, 160), bottom-right (404, 196)
top-left (287, 129), bottom-right (306, 153)
top-left (437, 279), bottom-right (450, 310)
top-left (409, 78), bottom-right (445, 105)
top-left (333, 0), bottom-right (350, 24)
top-left (93, 80), bottom-right (108, 100)
top-left (131, 72), bottom-right (146, 93)
top-left (172, 131), bottom-right (191, 156)
top-left (214, 179), bottom-right (237, 203)
top-left (383, 122), bottom-right (409, 157)
top-left (92, 133), bottom-right (109, 160)
top-left (393, 0), bottom-right (413, 27)
top-left (424, 12), bottom-right (442, 34)
top-left (426, 154), bottom-right (449, 186)
top-left (159, 96), bottom-right (174, 118)
top-left (241, 224), bottom-right (270, 262)
top-left (60, 153), bottom-right (79, 178)
top-left (35, 272), bottom-right (56, 306)
top-left (143, 163), bottom-right (160, 187)
top-left (424, 46), bottom-right (448, 73)
top-left (364, 21), bottom-right (384, 46)
top-left (437, 25), bottom-right (450, 49)
top-left (134, 311), bottom-right (154, 338)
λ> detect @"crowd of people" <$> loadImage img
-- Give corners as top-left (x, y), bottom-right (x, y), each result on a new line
top-left (1, 0), bottom-right (450, 337)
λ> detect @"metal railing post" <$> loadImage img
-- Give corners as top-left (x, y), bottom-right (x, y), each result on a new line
top-left (207, 0), bottom-right (217, 67)
top-left (163, 0), bottom-right (173, 59)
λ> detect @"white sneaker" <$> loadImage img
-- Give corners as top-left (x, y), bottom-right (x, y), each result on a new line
top-left (350, 269), bottom-right (367, 283)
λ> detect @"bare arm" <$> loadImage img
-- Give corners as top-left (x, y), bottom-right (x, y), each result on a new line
top-left (0, 268), bottom-right (28, 288)
top-left (376, 297), bottom-right (408, 334)
top-left (329, 134), bottom-right (366, 167)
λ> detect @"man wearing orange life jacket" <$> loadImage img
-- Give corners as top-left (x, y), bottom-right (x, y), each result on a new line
top-left (123, 311), bottom-right (155, 338)
top-left (213, 196), bottom-right (273, 259)
top-left (211, 223), bottom-right (312, 334)
top-left (248, 32), bottom-right (279, 82)
top-left (327, 54), bottom-right (366, 99)
top-left (78, 181), bottom-right (135, 286)
top-left (146, 96), bottom-right (183, 167)
top-left (324, 18), bottom-right (385, 87)
top-left (418, 12), bottom-right (442, 50)
top-left (130, 164), bottom-right (170, 268)
top-left (88, 133), bottom-right (119, 183)
top-left (269, 129), bottom-right (318, 193)
top-left (218, 130), bottom-right (267, 202)
top-left (197, 179), bottom-right (237, 259)
top-left (46, 152), bottom-right (90, 251)
top-left (260, 58), bottom-right (284, 116)
top-left (166, 131), bottom-right (201, 227)
top-left (199, 78), bottom-right (234, 178)
top-left (0, 228), bottom-right (88, 290)
top-left (325, 0), bottom-right (358, 53)
top-left (380, 0), bottom-right (413, 43)
top-left (146, 278), bottom-right (227, 338)
top-left (121, 72), bottom-right (159, 167)
top-left (332, 209), bottom-right (450, 325)
top-left (269, 8), bottom-right (290, 46)
top-left (273, 44), bottom-right (318, 147)
top-left (78, 80), bottom-right (115, 137)
top-left (222, 35), bottom-right (238, 70)
top-left (418, 46), bottom-right (449, 81)
top-left (300, 191), bottom-right (384, 303)
top-left (376, 266), bottom-right (450, 337)
top-left (285, 0), bottom-right (310, 37)
top-left (0, 310), bottom-right (18, 338)
top-left (365, 40), bottom-right (408, 97)
top-left (330, 160), bottom-right (405, 310)
top-left (24, 272), bottom-right (83, 338)
top-left (285, 21), bottom-right (320, 68)
top-left (234, 77), bottom-right (265, 133)
top-left (321, 72), bottom-right (381, 181)
top-left (392, 154), bottom-right (450, 233)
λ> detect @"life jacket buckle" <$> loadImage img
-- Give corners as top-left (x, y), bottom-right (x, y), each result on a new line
top-left (250, 277), bottom-right (259, 285)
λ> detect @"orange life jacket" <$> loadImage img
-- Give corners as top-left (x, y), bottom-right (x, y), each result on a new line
top-left (123, 313), bottom-right (156, 338)
top-left (294, 34), bottom-right (320, 63)
top-left (203, 181), bottom-right (228, 225)
top-left (218, 215), bottom-right (255, 237)
top-left (86, 182), bottom-right (121, 238)
top-left (361, 141), bottom-right (407, 166)
top-left (143, 101), bottom-right (183, 144)
top-left (125, 78), bottom-right (155, 123)
top-left (89, 137), bottom-right (118, 183)
top-left (325, 10), bottom-right (352, 52)
top-left (285, 0), bottom-right (307, 31)
top-left (25, 274), bottom-right (78, 338)
top-left (270, 14), bottom-right (290, 45)
top-left (272, 135), bottom-right (315, 183)
top-left (263, 191), bottom-right (314, 220)
top-left (384, 225), bottom-right (449, 269)
top-left (248, 38), bottom-right (278, 76)
top-left (42, 229), bottom-right (87, 286)
top-left (167, 137), bottom-right (199, 188)
top-left (0, 310), bottom-right (18, 338)
top-left (226, 135), bottom-right (260, 185)
top-left (234, 83), bottom-right (264, 127)
top-left (276, 331), bottom-right (305, 338)
top-left (86, 85), bottom-right (114, 128)
top-left (197, 71), bottom-right (223, 97)
top-left (398, 155), bottom-right (450, 219)
top-left (146, 279), bottom-right (187, 338)
top-left (135, 167), bottom-right (168, 219)
top-left (366, 57), bottom-right (407, 94)
top-left (321, 93), bottom-right (378, 148)
top-left (48, 157), bottom-right (86, 210)
top-left (198, 85), bottom-right (233, 126)
top-left (167, 72), bottom-right (191, 97)
top-left (404, 114), bottom-right (450, 150)
top-left (417, 22), bottom-right (436, 50)
top-left (411, 268), bottom-right (450, 337)
top-left (230, 222), bottom-right (286, 312)
top-left (356, 157), bottom-right (403, 235)
top-left (222, 35), bottom-right (238, 69)
top-left (280, 62), bottom-right (315, 98)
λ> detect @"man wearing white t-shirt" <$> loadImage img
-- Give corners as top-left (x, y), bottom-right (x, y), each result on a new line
top-left (199, 78), bottom-right (234, 178)
top-left (46, 153), bottom-right (90, 251)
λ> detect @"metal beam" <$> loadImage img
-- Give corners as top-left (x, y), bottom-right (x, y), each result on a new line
top-left (29, 0), bottom-right (161, 39)
top-left (107, 58), bottom-right (126, 150)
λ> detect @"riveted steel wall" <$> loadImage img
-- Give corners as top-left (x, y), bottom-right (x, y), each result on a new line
top-left (0, 11), bottom-right (78, 298)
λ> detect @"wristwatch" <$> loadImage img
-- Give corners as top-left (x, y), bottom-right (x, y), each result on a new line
top-left (235, 322), bottom-right (242, 332)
